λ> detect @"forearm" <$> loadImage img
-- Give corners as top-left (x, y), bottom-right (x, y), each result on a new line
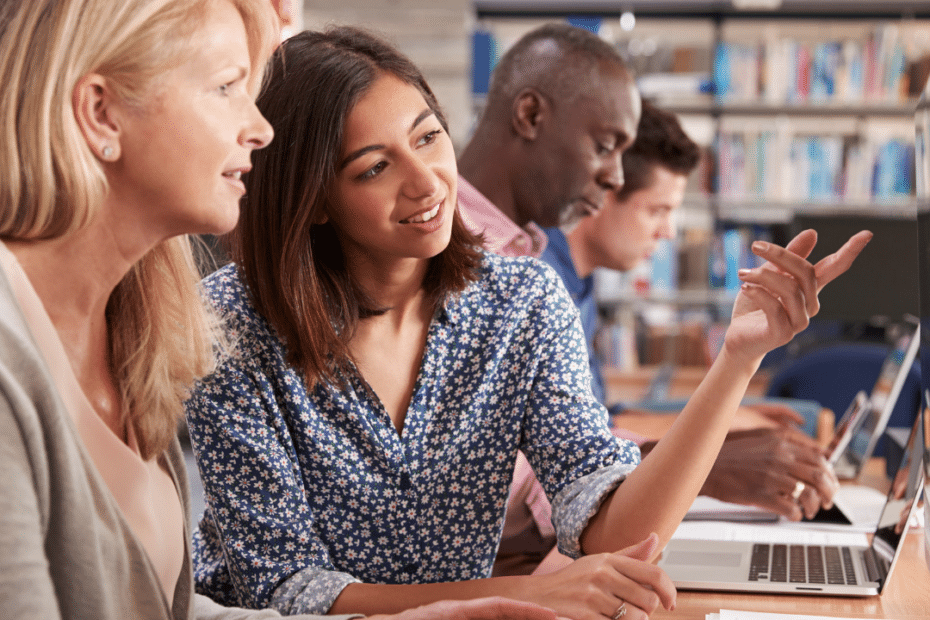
top-left (581, 345), bottom-right (761, 554)
top-left (640, 439), bottom-right (736, 499)
top-left (329, 577), bottom-right (533, 616)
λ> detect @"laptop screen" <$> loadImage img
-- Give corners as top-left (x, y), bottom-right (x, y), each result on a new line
top-left (870, 407), bottom-right (924, 575)
top-left (827, 390), bottom-right (868, 464)
top-left (842, 320), bottom-right (919, 471)
top-left (923, 393), bottom-right (930, 574)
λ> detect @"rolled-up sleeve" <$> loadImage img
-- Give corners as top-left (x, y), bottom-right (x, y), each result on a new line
top-left (550, 456), bottom-right (639, 559)
top-left (269, 566), bottom-right (359, 616)
top-left (192, 592), bottom-right (363, 620)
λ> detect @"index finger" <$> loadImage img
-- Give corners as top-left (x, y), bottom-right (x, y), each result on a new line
top-left (608, 555), bottom-right (678, 611)
top-left (813, 230), bottom-right (873, 291)
top-left (782, 228), bottom-right (818, 261)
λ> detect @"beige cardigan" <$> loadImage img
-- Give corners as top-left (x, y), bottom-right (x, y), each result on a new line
top-left (0, 263), bottom-right (358, 620)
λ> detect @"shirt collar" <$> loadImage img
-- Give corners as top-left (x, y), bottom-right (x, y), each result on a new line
top-left (456, 175), bottom-right (547, 259)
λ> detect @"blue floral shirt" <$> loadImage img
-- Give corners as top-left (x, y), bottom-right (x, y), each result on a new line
top-left (185, 252), bottom-right (640, 615)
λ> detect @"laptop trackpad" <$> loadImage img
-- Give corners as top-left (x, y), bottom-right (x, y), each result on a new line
top-left (663, 550), bottom-right (742, 567)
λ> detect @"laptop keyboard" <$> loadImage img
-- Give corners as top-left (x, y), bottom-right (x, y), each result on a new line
top-left (748, 544), bottom-right (858, 585)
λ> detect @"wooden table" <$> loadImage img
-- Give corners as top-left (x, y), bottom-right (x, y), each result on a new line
top-left (655, 459), bottom-right (930, 619)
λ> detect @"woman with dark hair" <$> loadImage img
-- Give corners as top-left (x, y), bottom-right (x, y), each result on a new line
top-left (184, 26), bottom-right (869, 620)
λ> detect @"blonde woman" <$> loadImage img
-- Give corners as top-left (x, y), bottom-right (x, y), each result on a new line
top-left (0, 2), bottom-right (553, 620)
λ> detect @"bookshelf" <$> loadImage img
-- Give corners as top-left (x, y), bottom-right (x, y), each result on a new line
top-left (472, 1), bottom-right (929, 368)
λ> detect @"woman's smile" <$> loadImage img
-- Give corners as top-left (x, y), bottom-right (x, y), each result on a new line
top-left (399, 201), bottom-right (445, 231)
top-left (328, 72), bottom-right (457, 265)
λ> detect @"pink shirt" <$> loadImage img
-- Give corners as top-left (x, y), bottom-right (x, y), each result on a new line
top-left (0, 242), bottom-right (184, 603)
top-left (456, 175), bottom-right (547, 259)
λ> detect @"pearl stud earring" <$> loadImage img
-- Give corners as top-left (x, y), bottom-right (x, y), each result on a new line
top-left (102, 145), bottom-right (113, 159)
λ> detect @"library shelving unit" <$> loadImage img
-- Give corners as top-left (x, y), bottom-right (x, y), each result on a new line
top-left (473, 0), bottom-right (930, 367)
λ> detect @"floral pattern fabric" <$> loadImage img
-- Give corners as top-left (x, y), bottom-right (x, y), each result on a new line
top-left (185, 252), bottom-right (640, 615)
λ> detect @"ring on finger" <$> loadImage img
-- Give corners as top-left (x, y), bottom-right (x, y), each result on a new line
top-left (791, 480), bottom-right (805, 501)
top-left (611, 601), bottom-right (628, 620)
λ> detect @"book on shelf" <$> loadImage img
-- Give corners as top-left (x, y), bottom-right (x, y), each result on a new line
top-left (709, 225), bottom-right (772, 293)
top-left (715, 116), bottom-right (914, 203)
top-left (715, 23), bottom-right (913, 104)
top-left (649, 238), bottom-right (678, 293)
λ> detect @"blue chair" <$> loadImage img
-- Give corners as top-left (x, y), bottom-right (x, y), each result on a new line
top-left (765, 342), bottom-right (921, 457)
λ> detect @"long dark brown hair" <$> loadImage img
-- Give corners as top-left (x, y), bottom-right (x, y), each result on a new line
top-left (228, 26), bottom-right (482, 389)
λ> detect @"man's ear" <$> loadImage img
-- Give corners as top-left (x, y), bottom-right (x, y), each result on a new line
top-left (511, 87), bottom-right (548, 141)
top-left (73, 73), bottom-right (122, 162)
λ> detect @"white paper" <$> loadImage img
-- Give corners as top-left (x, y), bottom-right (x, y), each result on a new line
top-left (686, 496), bottom-right (779, 522)
top-left (718, 610), bottom-right (898, 620)
top-left (830, 484), bottom-right (888, 527)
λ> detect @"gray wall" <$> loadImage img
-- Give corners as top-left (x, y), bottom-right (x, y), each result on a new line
top-left (303, 0), bottom-right (475, 149)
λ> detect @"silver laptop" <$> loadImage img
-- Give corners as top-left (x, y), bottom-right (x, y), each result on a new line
top-left (658, 409), bottom-right (925, 596)
top-left (832, 317), bottom-right (920, 480)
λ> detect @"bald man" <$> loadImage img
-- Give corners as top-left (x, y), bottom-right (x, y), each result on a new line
top-left (457, 22), bottom-right (640, 256)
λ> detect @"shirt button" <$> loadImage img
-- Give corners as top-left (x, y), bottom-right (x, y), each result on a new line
top-left (402, 562), bottom-right (419, 575)
top-left (399, 473), bottom-right (411, 491)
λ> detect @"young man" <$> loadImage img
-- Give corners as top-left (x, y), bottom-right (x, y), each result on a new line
top-left (543, 98), bottom-right (695, 407)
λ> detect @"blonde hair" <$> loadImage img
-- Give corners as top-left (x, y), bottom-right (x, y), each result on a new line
top-left (0, 0), bottom-right (278, 459)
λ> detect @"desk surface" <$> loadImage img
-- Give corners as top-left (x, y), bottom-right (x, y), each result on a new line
top-left (656, 458), bottom-right (930, 619)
